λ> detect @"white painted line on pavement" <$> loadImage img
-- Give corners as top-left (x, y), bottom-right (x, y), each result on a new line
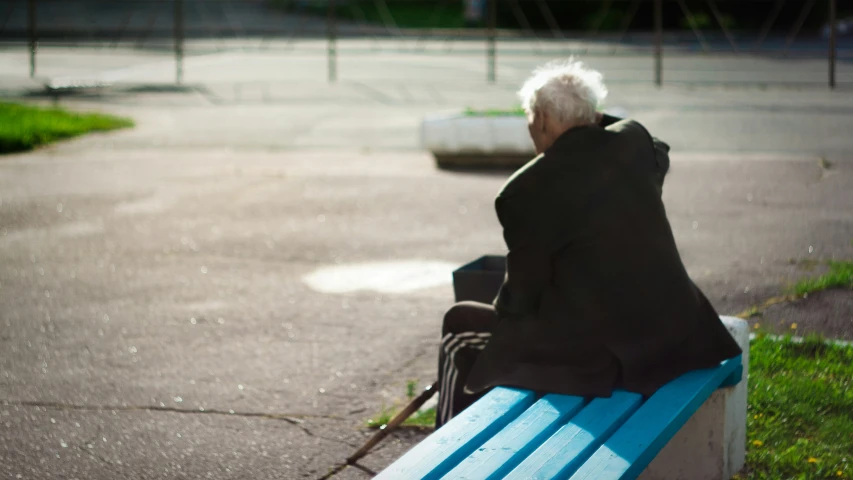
top-left (303, 260), bottom-right (457, 294)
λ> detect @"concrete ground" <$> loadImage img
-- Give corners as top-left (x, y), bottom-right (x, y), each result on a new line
top-left (1, 43), bottom-right (853, 479)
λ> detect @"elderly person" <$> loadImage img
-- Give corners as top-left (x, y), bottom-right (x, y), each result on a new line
top-left (435, 59), bottom-right (741, 427)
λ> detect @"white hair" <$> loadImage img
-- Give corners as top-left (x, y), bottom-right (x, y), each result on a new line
top-left (518, 58), bottom-right (608, 125)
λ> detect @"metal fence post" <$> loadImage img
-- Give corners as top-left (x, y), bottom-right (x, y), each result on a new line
top-left (829, 0), bottom-right (837, 89)
top-left (328, 0), bottom-right (337, 82)
top-left (654, 0), bottom-right (663, 87)
top-left (487, 0), bottom-right (496, 83)
top-left (28, 0), bottom-right (37, 78)
top-left (174, 0), bottom-right (184, 84)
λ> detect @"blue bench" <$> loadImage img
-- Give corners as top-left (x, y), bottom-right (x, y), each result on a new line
top-left (376, 355), bottom-right (743, 480)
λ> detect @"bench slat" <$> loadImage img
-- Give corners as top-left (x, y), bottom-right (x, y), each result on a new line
top-left (504, 391), bottom-right (643, 480)
top-left (373, 387), bottom-right (535, 480)
top-left (440, 393), bottom-right (586, 480)
top-left (569, 355), bottom-right (743, 480)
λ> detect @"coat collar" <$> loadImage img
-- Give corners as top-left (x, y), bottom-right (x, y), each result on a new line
top-left (546, 119), bottom-right (624, 156)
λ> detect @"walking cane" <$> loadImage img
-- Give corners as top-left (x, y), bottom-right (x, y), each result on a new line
top-left (346, 381), bottom-right (438, 465)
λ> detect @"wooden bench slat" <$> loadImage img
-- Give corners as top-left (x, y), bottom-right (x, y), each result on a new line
top-left (373, 387), bottom-right (535, 480)
top-left (440, 393), bottom-right (586, 480)
top-left (568, 355), bottom-right (743, 480)
top-left (504, 391), bottom-right (644, 480)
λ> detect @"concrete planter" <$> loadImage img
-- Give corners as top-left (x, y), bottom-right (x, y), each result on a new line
top-left (420, 112), bottom-right (534, 169)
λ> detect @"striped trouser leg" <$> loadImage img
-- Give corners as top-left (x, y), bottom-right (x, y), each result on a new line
top-left (435, 330), bottom-right (492, 428)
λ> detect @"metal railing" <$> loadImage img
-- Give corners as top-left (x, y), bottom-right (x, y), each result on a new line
top-left (0, 0), bottom-right (847, 88)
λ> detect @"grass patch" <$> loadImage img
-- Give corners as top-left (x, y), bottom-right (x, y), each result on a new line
top-left (463, 106), bottom-right (526, 117)
top-left (746, 334), bottom-right (853, 479)
top-left (366, 380), bottom-right (437, 429)
top-left (366, 405), bottom-right (436, 429)
top-left (789, 260), bottom-right (853, 297)
top-left (735, 294), bottom-right (795, 321)
top-left (737, 260), bottom-right (852, 319)
top-left (0, 102), bottom-right (133, 154)
top-left (738, 305), bottom-right (762, 319)
top-left (461, 105), bottom-right (613, 117)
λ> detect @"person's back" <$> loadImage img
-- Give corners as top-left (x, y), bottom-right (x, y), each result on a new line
top-left (435, 59), bottom-right (741, 428)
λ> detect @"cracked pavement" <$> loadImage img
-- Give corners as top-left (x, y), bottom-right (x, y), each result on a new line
top-left (2, 44), bottom-right (853, 479)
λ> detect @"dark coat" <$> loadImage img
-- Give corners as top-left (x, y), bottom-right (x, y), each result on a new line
top-left (465, 115), bottom-right (742, 397)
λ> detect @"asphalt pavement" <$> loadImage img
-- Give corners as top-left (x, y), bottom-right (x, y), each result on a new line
top-left (1, 43), bottom-right (853, 479)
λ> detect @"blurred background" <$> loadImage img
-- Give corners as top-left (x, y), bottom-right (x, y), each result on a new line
top-left (0, 0), bottom-right (851, 88)
top-left (2, 2), bottom-right (853, 480)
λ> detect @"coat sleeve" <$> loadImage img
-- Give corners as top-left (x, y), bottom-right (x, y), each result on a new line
top-left (617, 118), bottom-right (671, 197)
top-left (492, 193), bottom-right (553, 320)
top-left (600, 115), bottom-right (670, 196)
top-left (651, 136), bottom-right (670, 196)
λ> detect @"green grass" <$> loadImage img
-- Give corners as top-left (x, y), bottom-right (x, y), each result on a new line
top-left (0, 102), bottom-right (133, 154)
top-left (463, 106), bottom-right (526, 117)
top-left (462, 105), bottom-right (612, 117)
top-left (366, 405), bottom-right (436, 429)
top-left (366, 379), bottom-right (437, 429)
top-left (745, 334), bottom-right (853, 479)
top-left (738, 260), bottom-right (853, 319)
top-left (739, 305), bottom-right (762, 319)
top-left (789, 261), bottom-right (853, 297)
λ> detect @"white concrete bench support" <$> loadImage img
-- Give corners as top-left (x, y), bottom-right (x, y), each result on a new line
top-left (639, 316), bottom-right (749, 480)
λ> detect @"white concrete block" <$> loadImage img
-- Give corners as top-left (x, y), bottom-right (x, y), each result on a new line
top-left (453, 117), bottom-right (492, 153)
top-left (489, 116), bottom-right (534, 153)
top-left (421, 108), bottom-right (630, 157)
top-left (420, 113), bottom-right (459, 154)
top-left (639, 316), bottom-right (749, 480)
top-left (420, 114), bottom-right (534, 156)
